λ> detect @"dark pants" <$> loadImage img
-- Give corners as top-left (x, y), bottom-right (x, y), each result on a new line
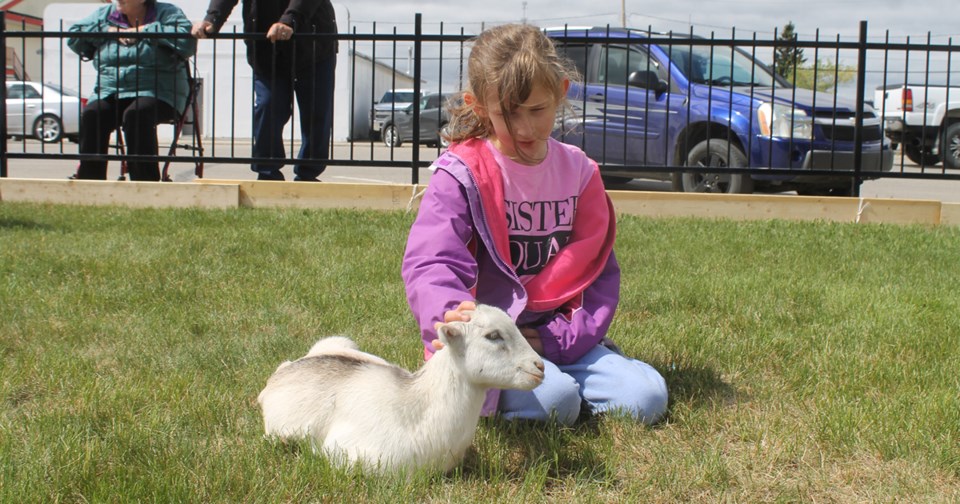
top-left (252, 54), bottom-right (336, 181)
top-left (76, 96), bottom-right (176, 181)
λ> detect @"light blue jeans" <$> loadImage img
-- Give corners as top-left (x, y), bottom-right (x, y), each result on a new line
top-left (499, 345), bottom-right (669, 426)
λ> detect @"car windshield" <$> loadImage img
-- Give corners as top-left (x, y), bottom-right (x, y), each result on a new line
top-left (44, 82), bottom-right (81, 97)
top-left (666, 44), bottom-right (777, 87)
top-left (382, 91), bottom-right (416, 103)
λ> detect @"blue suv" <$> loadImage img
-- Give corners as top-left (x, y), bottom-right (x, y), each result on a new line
top-left (546, 27), bottom-right (893, 195)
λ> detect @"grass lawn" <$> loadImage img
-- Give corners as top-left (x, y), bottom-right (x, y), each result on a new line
top-left (1, 202), bottom-right (958, 502)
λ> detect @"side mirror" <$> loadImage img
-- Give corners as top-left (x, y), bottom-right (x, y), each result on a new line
top-left (628, 71), bottom-right (668, 94)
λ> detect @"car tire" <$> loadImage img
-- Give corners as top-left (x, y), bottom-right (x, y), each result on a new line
top-left (682, 139), bottom-right (753, 194)
top-left (382, 125), bottom-right (402, 147)
top-left (34, 114), bottom-right (63, 143)
top-left (903, 144), bottom-right (940, 166)
top-left (439, 123), bottom-right (451, 149)
top-left (942, 122), bottom-right (960, 170)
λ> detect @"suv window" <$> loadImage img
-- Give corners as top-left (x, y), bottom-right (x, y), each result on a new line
top-left (555, 44), bottom-right (589, 80)
top-left (597, 46), bottom-right (658, 86)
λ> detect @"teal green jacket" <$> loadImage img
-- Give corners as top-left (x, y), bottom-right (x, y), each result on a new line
top-left (67, 3), bottom-right (197, 112)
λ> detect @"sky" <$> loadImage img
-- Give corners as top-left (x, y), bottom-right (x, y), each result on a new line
top-left (44, 0), bottom-right (949, 99)
top-left (336, 0), bottom-right (958, 95)
top-left (340, 0), bottom-right (959, 41)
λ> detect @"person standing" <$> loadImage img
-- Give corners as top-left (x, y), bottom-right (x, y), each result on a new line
top-left (68, 0), bottom-right (196, 181)
top-left (192, 0), bottom-right (337, 181)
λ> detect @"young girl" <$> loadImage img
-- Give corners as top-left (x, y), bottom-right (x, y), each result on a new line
top-left (401, 24), bottom-right (668, 426)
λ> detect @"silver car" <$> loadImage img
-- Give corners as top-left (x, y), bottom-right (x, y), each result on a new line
top-left (381, 92), bottom-right (451, 148)
top-left (5, 81), bottom-right (82, 143)
top-left (370, 88), bottom-right (420, 135)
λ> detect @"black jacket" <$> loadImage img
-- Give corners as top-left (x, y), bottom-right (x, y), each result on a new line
top-left (203, 0), bottom-right (337, 77)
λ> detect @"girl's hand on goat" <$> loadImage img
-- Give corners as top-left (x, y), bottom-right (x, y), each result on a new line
top-left (520, 327), bottom-right (544, 355)
top-left (438, 301), bottom-right (476, 325)
top-left (446, 301), bottom-right (477, 322)
top-left (431, 301), bottom-right (478, 350)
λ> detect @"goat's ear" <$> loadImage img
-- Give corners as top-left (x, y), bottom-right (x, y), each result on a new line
top-left (437, 322), bottom-right (466, 349)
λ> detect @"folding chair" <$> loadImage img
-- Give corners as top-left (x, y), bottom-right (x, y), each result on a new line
top-left (116, 57), bottom-right (204, 182)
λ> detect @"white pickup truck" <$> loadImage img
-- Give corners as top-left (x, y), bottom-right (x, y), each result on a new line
top-left (874, 83), bottom-right (960, 169)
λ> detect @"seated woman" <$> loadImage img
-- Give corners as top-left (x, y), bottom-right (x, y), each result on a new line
top-left (67, 0), bottom-right (196, 181)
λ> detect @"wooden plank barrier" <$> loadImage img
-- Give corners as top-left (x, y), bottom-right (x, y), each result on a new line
top-left (2, 178), bottom-right (957, 227)
top-left (609, 191), bottom-right (859, 222)
top-left (941, 203), bottom-right (960, 227)
top-left (0, 178), bottom-right (238, 209)
top-left (198, 179), bottom-right (423, 211)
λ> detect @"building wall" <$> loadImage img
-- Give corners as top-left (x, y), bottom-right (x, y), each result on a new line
top-left (3, 7), bottom-right (43, 80)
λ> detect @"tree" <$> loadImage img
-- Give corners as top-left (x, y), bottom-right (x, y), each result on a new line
top-left (773, 21), bottom-right (807, 81)
top-left (794, 58), bottom-right (857, 92)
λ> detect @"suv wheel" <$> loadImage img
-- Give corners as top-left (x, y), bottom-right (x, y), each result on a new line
top-left (682, 139), bottom-right (753, 194)
top-left (903, 144), bottom-right (940, 166)
top-left (383, 125), bottom-right (402, 147)
top-left (943, 123), bottom-right (960, 170)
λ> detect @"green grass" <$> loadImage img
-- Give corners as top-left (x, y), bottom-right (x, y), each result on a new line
top-left (2, 202), bottom-right (958, 502)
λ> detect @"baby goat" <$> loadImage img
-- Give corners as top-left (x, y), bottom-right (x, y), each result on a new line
top-left (257, 304), bottom-right (545, 473)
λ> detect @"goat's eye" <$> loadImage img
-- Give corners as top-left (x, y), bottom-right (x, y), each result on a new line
top-left (485, 331), bottom-right (504, 342)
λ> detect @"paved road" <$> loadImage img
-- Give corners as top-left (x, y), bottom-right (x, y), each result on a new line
top-left (4, 139), bottom-right (959, 203)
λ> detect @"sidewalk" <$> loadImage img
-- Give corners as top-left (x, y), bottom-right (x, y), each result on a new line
top-left (4, 140), bottom-right (960, 202)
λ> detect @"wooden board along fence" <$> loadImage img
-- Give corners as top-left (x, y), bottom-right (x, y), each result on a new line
top-left (2, 177), bottom-right (958, 227)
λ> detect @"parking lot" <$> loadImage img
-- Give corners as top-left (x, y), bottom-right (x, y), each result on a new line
top-left (4, 139), bottom-right (959, 203)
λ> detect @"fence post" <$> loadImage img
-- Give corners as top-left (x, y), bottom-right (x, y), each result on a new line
top-left (852, 20), bottom-right (868, 196)
top-left (410, 13), bottom-right (423, 185)
top-left (1, 11), bottom-right (7, 178)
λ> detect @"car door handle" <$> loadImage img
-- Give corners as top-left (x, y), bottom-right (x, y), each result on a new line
top-left (588, 93), bottom-right (605, 102)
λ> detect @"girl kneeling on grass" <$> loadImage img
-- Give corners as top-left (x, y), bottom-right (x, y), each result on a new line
top-left (401, 24), bottom-right (668, 426)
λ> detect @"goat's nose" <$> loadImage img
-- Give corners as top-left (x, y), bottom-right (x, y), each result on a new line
top-left (534, 360), bottom-right (544, 372)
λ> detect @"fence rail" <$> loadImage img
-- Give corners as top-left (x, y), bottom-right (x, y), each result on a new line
top-left (2, 13), bottom-right (958, 195)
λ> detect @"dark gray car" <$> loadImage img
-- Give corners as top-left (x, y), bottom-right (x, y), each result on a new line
top-left (381, 93), bottom-right (451, 148)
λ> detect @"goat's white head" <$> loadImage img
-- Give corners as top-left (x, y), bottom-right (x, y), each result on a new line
top-left (437, 304), bottom-right (544, 390)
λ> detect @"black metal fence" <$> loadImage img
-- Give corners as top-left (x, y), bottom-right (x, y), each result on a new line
top-left (1, 12), bottom-right (958, 195)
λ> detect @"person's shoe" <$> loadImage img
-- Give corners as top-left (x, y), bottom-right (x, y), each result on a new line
top-left (256, 171), bottom-right (284, 181)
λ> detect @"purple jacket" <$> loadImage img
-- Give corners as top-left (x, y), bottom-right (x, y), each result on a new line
top-left (401, 144), bottom-right (622, 413)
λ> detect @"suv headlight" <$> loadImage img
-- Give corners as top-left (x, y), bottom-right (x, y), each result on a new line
top-left (758, 102), bottom-right (813, 139)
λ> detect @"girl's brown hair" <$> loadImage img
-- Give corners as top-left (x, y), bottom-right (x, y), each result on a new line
top-left (443, 24), bottom-right (579, 160)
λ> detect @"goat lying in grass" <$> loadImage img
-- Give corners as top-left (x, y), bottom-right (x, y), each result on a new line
top-left (258, 304), bottom-right (545, 473)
